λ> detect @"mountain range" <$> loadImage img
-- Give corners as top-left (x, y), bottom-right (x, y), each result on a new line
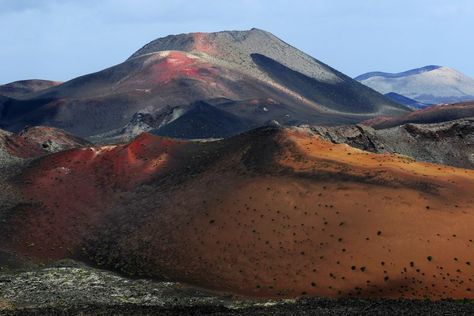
top-left (1, 28), bottom-right (474, 307)
top-left (356, 66), bottom-right (474, 107)
top-left (0, 29), bottom-right (407, 142)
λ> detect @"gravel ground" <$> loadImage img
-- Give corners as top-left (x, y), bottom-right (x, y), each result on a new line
top-left (1, 263), bottom-right (473, 315)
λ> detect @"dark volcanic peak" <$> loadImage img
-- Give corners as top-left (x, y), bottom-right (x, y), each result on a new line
top-left (127, 27), bottom-right (349, 88)
top-left (384, 92), bottom-right (431, 109)
top-left (129, 28), bottom-right (274, 59)
top-left (152, 101), bottom-right (252, 139)
top-left (0, 29), bottom-right (407, 140)
top-left (355, 65), bottom-right (442, 81)
top-left (251, 53), bottom-right (404, 114)
top-left (0, 79), bottom-right (61, 99)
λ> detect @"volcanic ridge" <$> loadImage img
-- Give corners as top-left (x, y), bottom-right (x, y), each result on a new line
top-left (0, 29), bottom-right (408, 142)
top-left (1, 29), bottom-right (474, 314)
top-left (0, 126), bottom-right (473, 301)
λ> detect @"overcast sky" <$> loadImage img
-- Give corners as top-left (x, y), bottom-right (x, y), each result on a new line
top-left (1, 0), bottom-right (473, 84)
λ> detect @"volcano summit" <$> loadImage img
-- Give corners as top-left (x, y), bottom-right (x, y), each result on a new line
top-left (0, 29), bottom-right (408, 142)
top-left (1, 27), bottom-right (474, 315)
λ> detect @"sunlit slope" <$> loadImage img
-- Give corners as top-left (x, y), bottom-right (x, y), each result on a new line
top-left (1, 127), bottom-right (473, 300)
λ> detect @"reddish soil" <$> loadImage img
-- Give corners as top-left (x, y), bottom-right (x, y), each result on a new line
top-left (191, 32), bottom-right (216, 54)
top-left (3, 134), bottom-right (186, 259)
top-left (1, 127), bottom-right (473, 300)
top-left (119, 51), bottom-right (220, 90)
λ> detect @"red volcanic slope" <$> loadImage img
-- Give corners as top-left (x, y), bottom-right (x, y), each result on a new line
top-left (0, 29), bottom-right (407, 138)
top-left (0, 126), bottom-right (91, 158)
top-left (364, 102), bottom-right (474, 129)
top-left (191, 32), bottom-right (216, 54)
top-left (120, 51), bottom-right (220, 89)
top-left (1, 128), bottom-right (474, 300)
top-left (3, 134), bottom-right (187, 259)
top-left (0, 50), bottom-right (268, 137)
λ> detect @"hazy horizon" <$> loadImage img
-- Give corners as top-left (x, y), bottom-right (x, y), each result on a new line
top-left (1, 0), bottom-right (473, 84)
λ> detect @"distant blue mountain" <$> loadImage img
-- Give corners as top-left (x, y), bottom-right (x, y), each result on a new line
top-left (384, 92), bottom-right (431, 109)
top-left (355, 65), bottom-right (442, 81)
top-left (356, 65), bottom-right (474, 105)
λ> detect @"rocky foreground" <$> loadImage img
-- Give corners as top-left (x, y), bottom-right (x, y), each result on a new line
top-left (0, 262), bottom-right (474, 315)
top-left (308, 118), bottom-right (474, 169)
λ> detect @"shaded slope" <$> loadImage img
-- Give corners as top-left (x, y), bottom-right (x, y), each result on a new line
top-left (251, 53), bottom-right (406, 114)
top-left (152, 101), bottom-right (253, 139)
top-left (0, 128), bottom-right (473, 300)
top-left (384, 92), bottom-right (430, 109)
top-left (130, 28), bottom-right (405, 116)
top-left (0, 29), bottom-right (409, 139)
top-left (364, 102), bottom-right (474, 129)
top-left (0, 51), bottom-right (320, 137)
top-left (129, 29), bottom-right (356, 85)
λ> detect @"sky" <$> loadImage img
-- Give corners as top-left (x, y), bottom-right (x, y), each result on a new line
top-left (1, 0), bottom-right (474, 84)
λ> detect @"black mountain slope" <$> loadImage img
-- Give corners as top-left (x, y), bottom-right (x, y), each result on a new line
top-left (251, 53), bottom-right (408, 114)
top-left (152, 101), bottom-right (253, 139)
top-left (0, 29), bottom-right (410, 140)
top-left (384, 92), bottom-right (430, 109)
